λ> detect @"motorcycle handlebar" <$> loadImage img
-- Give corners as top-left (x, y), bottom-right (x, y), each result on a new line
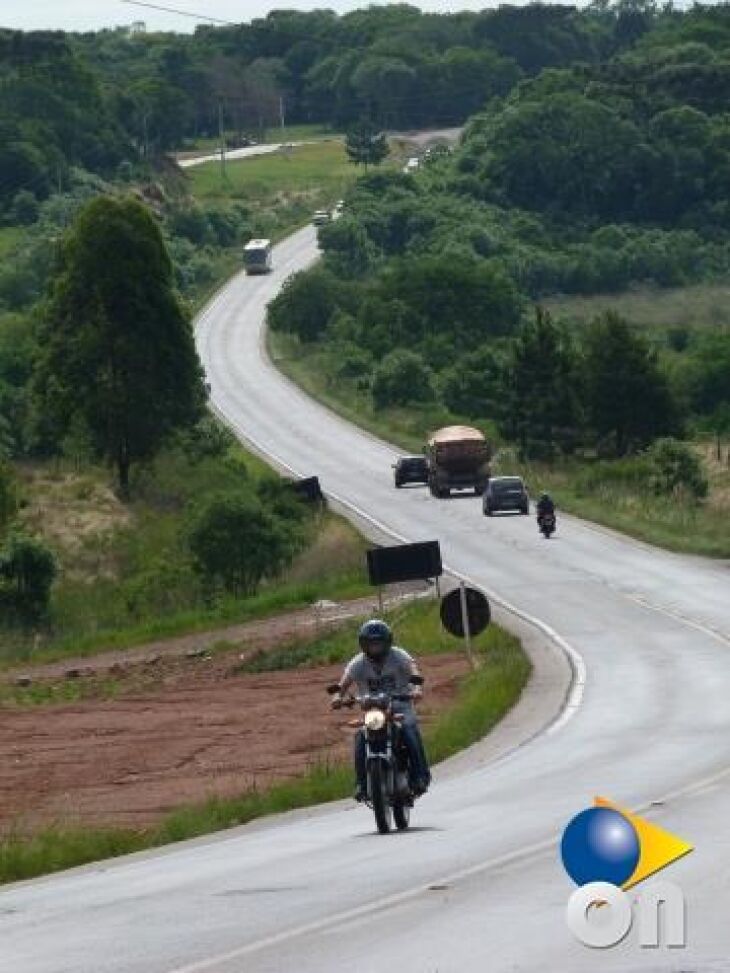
top-left (336, 691), bottom-right (416, 709)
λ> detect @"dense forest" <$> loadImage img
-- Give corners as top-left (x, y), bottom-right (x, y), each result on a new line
top-left (2, 2), bottom-right (730, 466)
top-left (268, 3), bottom-right (730, 461)
top-left (0, 1), bottom-right (675, 215)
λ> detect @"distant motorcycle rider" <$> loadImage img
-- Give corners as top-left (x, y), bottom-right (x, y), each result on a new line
top-left (536, 492), bottom-right (555, 520)
top-left (331, 619), bottom-right (431, 803)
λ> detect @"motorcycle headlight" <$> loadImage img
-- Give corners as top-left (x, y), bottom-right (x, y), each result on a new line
top-left (364, 709), bottom-right (386, 731)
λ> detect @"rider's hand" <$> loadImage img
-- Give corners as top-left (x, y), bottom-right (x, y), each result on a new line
top-left (330, 694), bottom-right (343, 710)
top-left (411, 686), bottom-right (423, 701)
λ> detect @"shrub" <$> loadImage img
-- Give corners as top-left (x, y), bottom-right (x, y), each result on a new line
top-left (0, 532), bottom-right (56, 621)
top-left (177, 416), bottom-right (237, 462)
top-left (187, 491), bottom-right (298, 596)
top-left (646, 438), bottom-right (708, 500)
top-left (167, 205), bottom-right (212, 245)
top-left (9, 190), bottom-right (40, 226)
top-left (0, 460), bottom-right (17, 530)
top-left (267, 267), bottom-right (339, 343)
top-left (371, 350), bottom-right (436, 409)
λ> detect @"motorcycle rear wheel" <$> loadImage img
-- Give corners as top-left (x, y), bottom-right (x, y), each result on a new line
top-left (369, 762), bottom-right (393, 834)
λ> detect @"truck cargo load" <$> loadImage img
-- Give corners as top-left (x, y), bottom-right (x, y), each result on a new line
top-left (426, 425), bottom-right (491, 498)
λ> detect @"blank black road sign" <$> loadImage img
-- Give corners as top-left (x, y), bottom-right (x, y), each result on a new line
top-left (367, 541), bottom-right (443, 587)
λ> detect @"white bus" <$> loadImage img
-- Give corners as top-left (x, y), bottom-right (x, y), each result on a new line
top-left (243, 238), bottom-right (273, 275)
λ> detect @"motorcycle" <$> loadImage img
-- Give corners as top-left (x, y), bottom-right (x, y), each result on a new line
top-left (327, 675), bottom-right (424, 834)
top-left (538, 511), bottom-right (556, 538)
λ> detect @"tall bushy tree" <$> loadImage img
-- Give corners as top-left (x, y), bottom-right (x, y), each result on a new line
top-left (501, 308), bottom-right (582, 458)
top-left (583, 312), bottom-right (679, 456)
top-left (34, 197), bottom-right (205, 495)
top-left (345, 118), bottom-right (389, 169)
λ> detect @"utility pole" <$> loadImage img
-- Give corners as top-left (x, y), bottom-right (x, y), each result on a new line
top-left (279, 95), bottom-right (286, 144)
top-left (218, 101), bottom-right (227, 185)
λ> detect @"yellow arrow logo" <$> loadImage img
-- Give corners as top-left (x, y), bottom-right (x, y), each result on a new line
top-left (595, 796), bottom-right (693, 889)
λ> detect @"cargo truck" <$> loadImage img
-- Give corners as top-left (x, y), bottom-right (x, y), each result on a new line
top-left (426, 425), bottom-right (491, 498)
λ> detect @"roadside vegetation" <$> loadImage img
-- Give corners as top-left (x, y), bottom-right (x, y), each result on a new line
top-left (0, 441), bottom-right (370, 667)
top-left (0, 599), bottom-right (529, 883)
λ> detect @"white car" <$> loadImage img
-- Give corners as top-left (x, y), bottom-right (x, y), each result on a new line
top-left (312, 210), bottom-right (331, 226)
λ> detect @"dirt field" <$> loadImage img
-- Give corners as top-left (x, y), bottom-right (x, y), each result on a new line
top-left (0, 647), bottom-right (468, 835)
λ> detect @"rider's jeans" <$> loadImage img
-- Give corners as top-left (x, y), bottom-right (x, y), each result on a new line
top-left (354, 714), bottom-right (431, 788)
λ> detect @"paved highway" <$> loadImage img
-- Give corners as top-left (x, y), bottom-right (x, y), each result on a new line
top-left (177, 141), bottom-right (320, 169)
top-left (2, 227), bottom-right (729, 973)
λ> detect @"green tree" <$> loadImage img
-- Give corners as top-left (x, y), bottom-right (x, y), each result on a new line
top-left (267, 267), bottom-right (339, 342)
top-left (371, 349), bottom-right (435, 409)
top-left (9, 190), bottom-right (40, 226)
top-left (187, 491), bottom-right (294, 596)
top-left (501, 308), bottom-right (582, 459)
top-left (440, 347), bottom-right (504, 419)
top-left (345, 118), bottom-right (389, 169)
top-left (0, 531), bottom-right (56, 621)
top-left (583, 312), bottom-right (679, 456)
top-left (0, 460), bottom-right (16, 531)
top-left (34, 197), bottom-right (205, 496)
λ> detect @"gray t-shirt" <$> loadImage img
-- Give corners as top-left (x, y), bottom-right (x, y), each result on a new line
top-left (342, 646), bottom-right (416, 714)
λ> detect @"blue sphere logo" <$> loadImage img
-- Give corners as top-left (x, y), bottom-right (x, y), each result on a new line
top-left (561, 807), bottom-right (640, 887)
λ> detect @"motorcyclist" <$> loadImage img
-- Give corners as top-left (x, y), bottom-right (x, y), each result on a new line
top-left (330, 619), bottom-right (432, 803)
top-left (536, 492), bottom-right (555, 522)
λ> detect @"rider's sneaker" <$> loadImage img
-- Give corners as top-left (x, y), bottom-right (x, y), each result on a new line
top-left (412, 778), bottom-right (430, 797)
top-left (354, 784), bottom-right (367, 803)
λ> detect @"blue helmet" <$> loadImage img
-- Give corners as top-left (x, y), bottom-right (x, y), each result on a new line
top-left (358, 619), bottom-right (392, 661)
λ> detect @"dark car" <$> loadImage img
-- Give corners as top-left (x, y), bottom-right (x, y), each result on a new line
top-left (482, 476), bottom-right (529, 515)
top-left (393, 456), bottom-right (429, 488)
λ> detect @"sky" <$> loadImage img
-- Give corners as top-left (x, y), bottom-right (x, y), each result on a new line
top-left (1, 0), bottom-right (560, 34)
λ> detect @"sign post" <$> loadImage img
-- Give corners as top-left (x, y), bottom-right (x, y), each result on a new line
top-left (440, 584), bottom-right (491, 671)
top-left (458, 581), bottom-right (475, 670)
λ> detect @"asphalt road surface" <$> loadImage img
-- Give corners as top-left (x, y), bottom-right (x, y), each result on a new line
top-left (2, 227), bottom-right (730, 973)
top-left (177, 141), bottom-right (319, 169)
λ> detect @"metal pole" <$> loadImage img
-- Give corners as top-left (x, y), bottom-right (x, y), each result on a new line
top-left (218, 102), bottom-right (226, 185)
top-left (279, 95), bottom-right (286, 143)
top-left (459, 580), bottom-right (477, 671)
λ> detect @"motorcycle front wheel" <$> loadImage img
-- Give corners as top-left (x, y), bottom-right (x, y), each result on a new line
top-left (369, 761), bottom-right (393, 834)
top-left (393, 800), bottom-right (411, 831)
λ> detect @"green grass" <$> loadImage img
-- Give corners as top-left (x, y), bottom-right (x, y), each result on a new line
top-left (0, 676), bottom-right (122, 707)
top-left (493, 450), bottom-right (730, 558)
top-left (0, 601), bottom-right (529, 883)
top-left (0, 226), bottom-right (26, 259)
top-left (544, 283), bottom-right (730, 333)
top-left (188, 140), bottom-right (354, 208)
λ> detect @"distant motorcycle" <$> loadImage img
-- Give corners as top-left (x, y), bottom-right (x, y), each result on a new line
top-left (538, 511), bottom-right (556, 538)
top-left (328, 676), bottom-right (424, 834)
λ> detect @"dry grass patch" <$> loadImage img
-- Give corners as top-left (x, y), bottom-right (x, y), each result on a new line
top-left (16, 465), bottom-right (131, 580)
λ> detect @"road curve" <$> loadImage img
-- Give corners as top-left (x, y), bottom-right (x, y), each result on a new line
top-left (2, 228), bottom-right (730, 973)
